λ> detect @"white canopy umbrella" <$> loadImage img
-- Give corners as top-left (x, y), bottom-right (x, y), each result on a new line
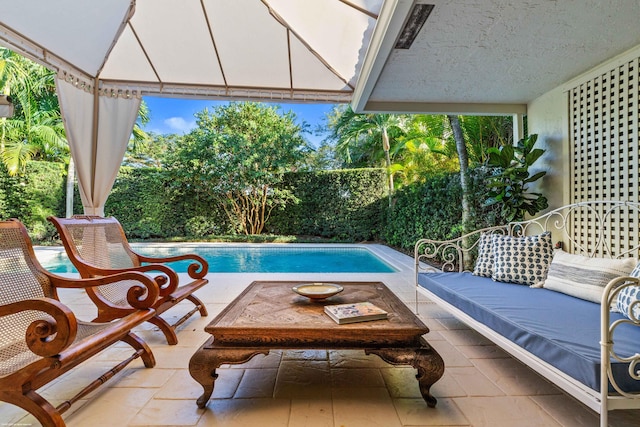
top-left (0, 0), bottom-right (382, 214)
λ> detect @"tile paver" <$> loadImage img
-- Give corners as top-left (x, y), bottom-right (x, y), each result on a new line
top-left (2, 243), bottom-right (638, 426)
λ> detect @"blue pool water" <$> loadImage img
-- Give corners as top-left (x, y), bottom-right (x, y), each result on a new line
top-left (40, 246), bottom-right (397, 274)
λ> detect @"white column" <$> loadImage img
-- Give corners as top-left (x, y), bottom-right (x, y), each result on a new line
top-left (513, 113), bottom-right (525, 141)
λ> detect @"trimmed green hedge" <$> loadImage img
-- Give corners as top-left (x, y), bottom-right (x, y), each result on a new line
top-left (104, 167), bottom-right (230, 238)
top-left (0, 161), bottom-right (505, 247)
top-left (0, 162), bottom-right (66, 241)
top-left (267, 169), bottom-right (388, 241)
top-left (382, 167), bottom-right (505, 253)
top-left (107, 167), bottom-right (389, 241)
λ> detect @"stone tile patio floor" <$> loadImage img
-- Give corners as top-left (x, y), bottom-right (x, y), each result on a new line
top-left (2, 244), bottom-right (638, 426)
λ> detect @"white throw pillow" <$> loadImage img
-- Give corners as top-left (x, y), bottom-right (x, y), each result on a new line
top-left (472, 233), bottom-right (496, 277)
top-left (544, 250), bottom-right (637, 303)
top-left (491, 232), bottom-right (553, 286)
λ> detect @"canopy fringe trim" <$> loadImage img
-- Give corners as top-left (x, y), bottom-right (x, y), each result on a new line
top-left (58, 71), bottom-right (142, 100)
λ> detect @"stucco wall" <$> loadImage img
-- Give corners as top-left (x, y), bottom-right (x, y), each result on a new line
top-left (527, 87), bottom-right (568, 210)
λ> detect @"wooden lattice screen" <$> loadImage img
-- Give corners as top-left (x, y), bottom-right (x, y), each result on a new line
top-left (568, 55), bottom-right (640, 257)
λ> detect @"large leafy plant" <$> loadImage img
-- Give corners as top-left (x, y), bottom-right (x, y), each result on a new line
top-left (484, 134), bottom-right (548, 221)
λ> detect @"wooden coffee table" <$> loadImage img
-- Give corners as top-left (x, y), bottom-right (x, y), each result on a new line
top-left (189, 281), bottom-right (444, 408)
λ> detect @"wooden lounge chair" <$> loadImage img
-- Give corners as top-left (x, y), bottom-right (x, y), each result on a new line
top-left (0, 218), bottom-right (159, 427)
top-left (48, 215), bottom-right (209, 345)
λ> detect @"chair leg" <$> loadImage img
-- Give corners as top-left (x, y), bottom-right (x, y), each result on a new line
top-left (187, 294), bottom-right (208, 316)
top-left (1, 390), bottom-right (64, 427)
top-left (121, 332), bottom-right (156, 367)
top-left (148, 315), bottom-right (179, 345)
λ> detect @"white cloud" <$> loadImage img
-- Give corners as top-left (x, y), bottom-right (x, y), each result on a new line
top-left (164, 116), bottom-right (196, 133)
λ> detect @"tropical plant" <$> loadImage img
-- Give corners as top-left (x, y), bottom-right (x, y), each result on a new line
top-left (389, 114), bottom-right (458, 184)
top-left (484, 133), bottom-right (548, 221)
top-left (0, 48), bottom-right (67, 175)
top-left (122, 101), bottom-right (170, 167)
top-left (166, 102), bottom-right (310, 235)
top-left (459, 115), bottom-right (513, 164)
top-left (328, 105), bottom-right (406, 196)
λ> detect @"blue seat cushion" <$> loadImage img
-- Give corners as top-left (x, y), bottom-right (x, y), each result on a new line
top-left (418, 272), bottom-right (640, 392)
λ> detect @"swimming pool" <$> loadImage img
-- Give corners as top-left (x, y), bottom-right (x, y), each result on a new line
top-left (39, 245), bottom-right (397, 274)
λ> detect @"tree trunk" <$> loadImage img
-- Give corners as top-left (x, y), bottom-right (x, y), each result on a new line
top-left (381, 127), bottom-right (394, 205)
top-left (448, 115), bottom-right (472, 268)
top-left (65, 156), bottom-right (75, 217)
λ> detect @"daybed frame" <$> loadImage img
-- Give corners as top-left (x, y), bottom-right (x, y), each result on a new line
top-left (414, 200), bottom-right (640, 427)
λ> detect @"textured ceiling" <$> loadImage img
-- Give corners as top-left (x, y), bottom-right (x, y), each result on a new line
top-left (356, 0), bottom-right (640, 113)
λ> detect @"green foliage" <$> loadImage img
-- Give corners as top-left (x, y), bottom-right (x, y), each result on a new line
top-left (105, 168), bottom-right (169, 238)
top-left (101, 166), bottom-right (230, 240)
top-left (329, 105), bottom-right (406, 166)
top-left (382, 167), bottom-right (505, 252)
top-left (166, 102), bottom-right (310, 235)
top-left (1, 160), bottom-right (511, 250)
top-left (0, 48), bottom-right (68, 175)
top-left (326, 111), bottom-right (515, 190)
top-left (484, 134), bottom-right (548, 221)
top-left (104, 166), bottom-right (388, 242)
top-left (460, 115), bottom-right (513, 165)
top-left (268, 168), bottom-right (388, 241)
top-left (0, 161), bottom-right (65, 240)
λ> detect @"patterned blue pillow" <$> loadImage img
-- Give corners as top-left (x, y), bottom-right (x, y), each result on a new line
top-left (491, 232), bottom-right (553, 286)
top-left (616, 263), bottom-right (640, 320)
top-left (473, 233), bottom-right (496, 277)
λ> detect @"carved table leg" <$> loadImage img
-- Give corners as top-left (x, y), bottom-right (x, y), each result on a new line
top-left (366, 340), bottom-right (444, 407)
top-left (189, 340), bottom-right (269, 408)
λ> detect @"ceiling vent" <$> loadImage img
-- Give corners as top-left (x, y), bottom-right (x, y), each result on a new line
top-left (0, 95), bottom-right (14, 118)
top-left (395, 3), bottom-right (433, 49)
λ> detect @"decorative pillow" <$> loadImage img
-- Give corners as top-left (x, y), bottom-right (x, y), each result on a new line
top-left (491, 232), bottom-right (553, 286)
top-left (544, 250), bottom-right (637, 303)
top-left (630, 262), bottom-right (640, 278)
top-left (615, 262), bottom-right (640, 320)
top-left (616, 285), bottom-right (640, 320)
top-left (473, 233), bottom-right (496, 277)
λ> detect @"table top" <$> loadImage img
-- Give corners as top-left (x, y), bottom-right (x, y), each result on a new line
top-left (205, 281), bottom-right (429, 347)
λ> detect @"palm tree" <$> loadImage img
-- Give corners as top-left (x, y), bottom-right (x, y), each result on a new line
top-left (390, 114), bottom-right (459, 184)
top-left (0, 48), bottom-right (67, 175)
top-left (458, 115), bottom-right (512, 164)
top-left (329, 105), bottom-right (406, 197)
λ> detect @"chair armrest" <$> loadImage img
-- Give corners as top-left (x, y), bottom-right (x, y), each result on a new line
top-left (137, 253), bottom-right (209, 279)
top-left (48, 271), bottom-right (160, 309)
top-left (0, 297), bottom-right (77, 357)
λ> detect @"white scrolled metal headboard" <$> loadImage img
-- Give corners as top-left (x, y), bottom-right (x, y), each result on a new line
top-left (415, 200), bottom-right (640, 273)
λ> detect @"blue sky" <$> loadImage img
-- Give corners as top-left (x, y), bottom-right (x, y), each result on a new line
top-left (142, 96), bottom-right (337, 147)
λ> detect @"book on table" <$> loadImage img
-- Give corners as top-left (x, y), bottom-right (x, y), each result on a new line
top-left (323, 301), bottom-right (388, 324)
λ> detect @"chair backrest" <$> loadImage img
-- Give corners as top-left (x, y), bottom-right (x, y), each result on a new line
top-left (49, 216), bottom-right (151, 308)
top-left (0, 219), bottom-right (53, 303)
top-left (0, 219), bottom-right (55, 376)
top-left (49, 216), bottom-right (138, 271)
